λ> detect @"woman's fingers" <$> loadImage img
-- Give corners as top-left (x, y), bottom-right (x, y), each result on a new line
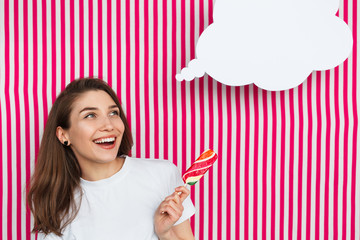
top-left (175, 186), bottom-right (190, 202)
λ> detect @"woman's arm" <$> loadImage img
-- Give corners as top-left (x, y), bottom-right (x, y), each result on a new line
top-left (154, 186), bottom-right (195, 240)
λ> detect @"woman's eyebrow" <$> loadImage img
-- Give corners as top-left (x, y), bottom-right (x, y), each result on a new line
top-left (79, 105), bottom-right (118, 114)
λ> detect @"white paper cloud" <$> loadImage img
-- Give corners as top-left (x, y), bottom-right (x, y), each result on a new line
top-left (175, 0), bottom-right (353, 91)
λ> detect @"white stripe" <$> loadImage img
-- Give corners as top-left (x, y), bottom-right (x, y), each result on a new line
top-left (139, 0), bottom-right (145, 159)
top-left (248, 84), bottom-right (255, 240)
top-left (74, 0), bottom-right (80, 79)
top-left (18, 0), bottom-right (26, 238)
top-left (55, 0), bottom-right (61, 96)
top-left (147, 0), bottom-right (155, 159)
top-left (328, 67), bottom-right (335, 238)
top-left (301, 78), bottom-right (308, 239)
top-left (230, 86), bottom-right (237, 240)
top-left (9, 0), bottom-right (16, 237)
top-left (310, 71), bottom-right (317, 240)
top-left (274, 90), bottom-right (281, 240)
top-left (92, 0), bottom-right (99, 77)
top-left (65, 0), bottom-right (70, 84)
top-left (110, 0), bottom-right (117, 90)
top-left (158, 0), bottom-right (165, 161)
top-left (292, 85), bottom-right (300, 239)
top-left (265, 89), bottom-right (272, 240)
top-left (129, 0), bottom-right (136, 157)
top-left (319, 70), bottom-right (326, 240)
top-left (203, 74), bottom-right (210, 240)
top-left (101, 0), bottom-right (107, 81)
top-left (284, 88), bottom-right (290, 240)
top-left (46, 0), bottom-right (52, 110)
top-left (239, 86), bottom-right (246, 240)
top-left (83, 0), bottom-right (89, 77)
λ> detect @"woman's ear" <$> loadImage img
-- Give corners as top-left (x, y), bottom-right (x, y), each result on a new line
top-left (56, 126), bottom-right (69, 145)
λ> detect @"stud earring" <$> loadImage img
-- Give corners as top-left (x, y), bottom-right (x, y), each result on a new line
top-left (63, 141), bottom-right (69, 146)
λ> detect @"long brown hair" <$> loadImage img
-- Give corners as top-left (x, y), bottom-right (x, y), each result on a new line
top-left (26, 78), bottom-right (133, 236)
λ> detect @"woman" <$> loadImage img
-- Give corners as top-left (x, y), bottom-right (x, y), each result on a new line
top-left (27, 78), bottom-right (196, 239)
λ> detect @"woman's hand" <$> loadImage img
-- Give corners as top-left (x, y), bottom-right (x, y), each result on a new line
top-left (154, 186), bottom-right (190, 239)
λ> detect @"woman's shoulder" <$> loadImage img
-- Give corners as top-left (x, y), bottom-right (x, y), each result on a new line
top-left (127, 156), bottom-right (179, 178)
top-left (128, 156), bottom-right (176, 168)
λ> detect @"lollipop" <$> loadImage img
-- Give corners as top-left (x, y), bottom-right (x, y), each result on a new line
top-left (182, 149), bottom-right (218, 186)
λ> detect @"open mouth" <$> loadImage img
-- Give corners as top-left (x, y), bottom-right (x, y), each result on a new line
top-left (93, 137), bottom-right (116, 147)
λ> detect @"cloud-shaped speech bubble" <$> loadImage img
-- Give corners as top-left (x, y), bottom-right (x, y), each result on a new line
top-left (175, 0), bottom-right (353, 91)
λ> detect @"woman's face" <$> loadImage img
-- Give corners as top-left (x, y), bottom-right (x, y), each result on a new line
top-left (61, 90), bottom-right (125, 165)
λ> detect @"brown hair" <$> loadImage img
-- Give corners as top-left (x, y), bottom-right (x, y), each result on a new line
top-left (26, 77), bottom-right (133, 236)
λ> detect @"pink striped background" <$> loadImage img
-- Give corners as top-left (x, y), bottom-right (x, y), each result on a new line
top-left (0, 0), bottom-right (359, 239)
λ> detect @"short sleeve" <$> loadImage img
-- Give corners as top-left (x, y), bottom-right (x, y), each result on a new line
top-left (168, 163), bottom-right (196, 226)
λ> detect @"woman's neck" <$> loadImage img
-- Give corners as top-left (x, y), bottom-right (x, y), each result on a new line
top-left (80, 157), bottom-right (125, 181)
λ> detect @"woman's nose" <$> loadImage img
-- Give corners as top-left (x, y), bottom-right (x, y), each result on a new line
top-left (99, 116), bottom-right (114, 131)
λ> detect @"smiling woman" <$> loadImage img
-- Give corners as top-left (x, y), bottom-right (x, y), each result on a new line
top-left (26, 78), bottom-right (196, 240)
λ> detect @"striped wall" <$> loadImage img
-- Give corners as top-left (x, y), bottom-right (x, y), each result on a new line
top-left (0, 0), bottom-right (359, 239)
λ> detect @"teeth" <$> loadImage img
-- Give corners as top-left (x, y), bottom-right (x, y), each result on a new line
top-left (94, 137), bottom-right (115, 144)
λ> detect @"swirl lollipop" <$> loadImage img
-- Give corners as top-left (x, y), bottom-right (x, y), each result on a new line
top-left (182, 149), bottom-right (218, 186)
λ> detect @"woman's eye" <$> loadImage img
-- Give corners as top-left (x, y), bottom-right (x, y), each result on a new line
top-left (110, 110), bottom-right (119, 116)
top-left (84, 113), bottom-right (95, 119)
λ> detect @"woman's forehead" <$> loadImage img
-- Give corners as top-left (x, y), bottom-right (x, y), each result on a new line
top-left (72, 90), bottom-right (117, 110)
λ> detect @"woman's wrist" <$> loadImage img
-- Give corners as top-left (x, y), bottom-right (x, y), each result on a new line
top-left (158, 228), bottom-right (178, 240)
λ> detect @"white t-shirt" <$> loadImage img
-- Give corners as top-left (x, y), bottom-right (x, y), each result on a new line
top-left (37, 156), bottom-right (196, 240)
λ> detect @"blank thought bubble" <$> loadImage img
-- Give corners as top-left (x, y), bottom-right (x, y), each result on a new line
top-left (175, 0), bottom-right (353, 91)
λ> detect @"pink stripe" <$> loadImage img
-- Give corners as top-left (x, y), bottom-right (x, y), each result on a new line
top-left (253, 86), bottom-right (259, 240)
top-left (33, 0), bottom-right (40, 180)
top-left (116, 0), bottom-right (121, 97)
top-left (23, 0), bottom-right (31, 238)
top-left (244, 85), bottom-right (250, 240)
top-left (135, 0), bottom-right (140, 157)
top-left (190, 84), bottom-right (196, 232)
top-left (270, 91), bottom-right (277, 240)
top-left (262, 89), bottom-right (268, 240)
top-left (216, 82), bottom-right (223, 239)
top-left (42, 0), bottom-right (48, 124)
top-left (14, 0), bottom-right (22, 238)
top-left (226, 86), bottom-right (232, 240)
top-left (350, 0), bottom-right (358, 239)
top-left (208, 77), bottom-right (214, 240)
top-left (161, 0), bottom-right (168, 160)
top-left (4, 1), bottom-right (13, 238)
top-left (305, 76), bottom-right (313, 240)
top-left (342, 2), bottom-right (350, 239)
top-left (280, 91), bottom-right (286, 240)
top-left (334, 66), bottom-right (340, 240)
top-left (297, 84), bottom-right (304, 240)
top-left (125, 0), bottom-right (131, 130)
top-left (98, 0), bottom-right (103, 79)
top-left (70, 0), bottom-right (75, 81)
top-left (189, 0), bottom-right (196, 233)
top-left (51, 0), bottom-right (57, 103)
top-left (179, 13), bottom-right (187, 239)
top-left (180, 0), bottom-right (187, 206)
top-left (88, 0), bottom-right (94, 76)
top-left (144, 0), bottom-right (150, 158)
top-left (170, 0), bottom-right (177, 167)
top-left (153, 0), bottom-right (159, 158)
top-left (79, 0), bottom-right (84, 78)
top-left (235, 87), bottom-right (241, 240)
top-left (0, 98), bottom-right (2, 238)
top-left (199, 76), bottom-right (205, 240)
top-left (315, 72), bottom-right (322, 240)
top-left (198, 1), bottom-right (205, 238)
top-left (324, 70), bottom-right (331, 240)
top-left (61, 0), bottom-right (65, 90)
top-left (288, 88), bottom-right (295, 240)
top-left (106, 0), bottom-right (111, 85)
